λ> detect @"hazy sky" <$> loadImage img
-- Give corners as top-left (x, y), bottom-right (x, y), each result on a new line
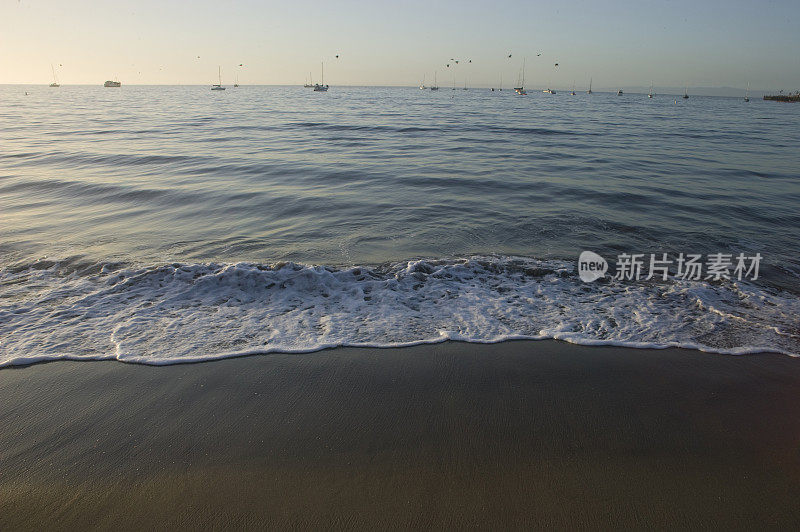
top-left (2, 0), bottom-right (798, 89)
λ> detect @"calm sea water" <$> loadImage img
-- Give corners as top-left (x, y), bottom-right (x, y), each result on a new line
top-left (1, 85), bottom-right (799, 365)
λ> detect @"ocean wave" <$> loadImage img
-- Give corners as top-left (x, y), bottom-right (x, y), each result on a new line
top-left (1, 256), bottom-right (798, 367)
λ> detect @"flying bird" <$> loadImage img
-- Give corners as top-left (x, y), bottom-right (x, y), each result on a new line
top-left (507, 54), bottom-right (512, 58)
top-left (446, 64), bottom-right (450, 68)
top-left (554, 63), bottom-right (559, 67)
top-left (239, 63), bottom-right (243, 66)
top-left (468, 60), bottom-right (472, 63)
top-left (537, 53), bottom-right (541, 56)
top-left (335, 54), bottom-right (339, 59)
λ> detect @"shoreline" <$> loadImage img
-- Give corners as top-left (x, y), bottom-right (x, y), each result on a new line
top-left (3, 340), bottom-right (800, 528)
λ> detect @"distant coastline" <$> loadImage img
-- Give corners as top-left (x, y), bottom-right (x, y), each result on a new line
top-left (4, 83), bottom-right (795, 99)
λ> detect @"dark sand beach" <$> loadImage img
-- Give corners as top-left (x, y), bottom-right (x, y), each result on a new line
top-left (2, 340), bottom-right (800, 529)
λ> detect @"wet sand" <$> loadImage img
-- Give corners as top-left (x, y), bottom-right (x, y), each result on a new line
top-left (2, 340), bottom-right (800, 529)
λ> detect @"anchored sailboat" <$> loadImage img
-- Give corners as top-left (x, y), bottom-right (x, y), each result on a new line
top-left (682, 85), bottom-right (689, 99)
top-left (744, 82), bottom-right (750, 102)
top-left (430, 71), bottom-right (439, 91)
top-left (648, 82), bottom-right (654, 98)
top-left (419, 74), bottom-right (426, 90)
top-left (211, 66), bottom-right (225, 90)
top-left (514, 58), bottom-right (527, 95)
top-left (313, 62), bottom-right (328, 91)
top-left (49, 64), bottom-right (59, 87)
top-left (587, 78), bottom-right (592, 94)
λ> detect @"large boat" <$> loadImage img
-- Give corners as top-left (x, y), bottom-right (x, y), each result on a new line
top-left (211, 66), bottom-right (225, 90)
top-left (49, 64), bottom-right (60, 87)
top-left (103, 80), bottom-right (121, 87)
top-left (514, 58), bottom-right (527, 95)
top-left (313, 62), bottom-right (328, 91)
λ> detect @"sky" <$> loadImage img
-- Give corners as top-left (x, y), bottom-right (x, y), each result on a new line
top-left (2, 0), bottom-right (799, 90)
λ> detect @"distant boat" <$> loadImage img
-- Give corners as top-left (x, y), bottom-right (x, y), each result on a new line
top-left (543, 88), bottom-right (556, 94)
top-left (304, 72), bottom-right (314, 88)
top-left (234, 74), bottom-right (239, 88)
top-left (103, 80), bottom-right (121, 87)
top-left (49, 64), bottom-right (60, 87)
top-left (419, 74), bottom-right (426, 90)
top-left (430, 71), bottom-right (439, 91)
top-left (463, 80), bottom-right (468, 91)
top-left (211, 66), bottom-right (225, 90)
top-left (313, 62), bottom-right (328, 91)
top-left (744, 82), bottom-right (750, 102)
top-left (648, 82), bottom-right (654, 98)
top-left (617, 89), bottom-right (623, 95)
top-left (682, 85), bottom-right (689, 99)
top-left (571, 83), bottom-right (576, 96)
top-left (514, 58), bottom-right (527, 95)
top-left (587, 78), bottom-right (592, 94)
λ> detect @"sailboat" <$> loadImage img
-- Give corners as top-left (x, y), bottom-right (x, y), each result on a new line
top-left (419, 74), bottom-right (426, 90)
top-left (313, 62), bottom-right (328, 91)
top-left (430, 71), bottom-right (439, 91)
top-left (211, 66), bottom-right (225, 90)
top-left (587, 78), bottom-right (592, 94)
top-left (49, 64), bottom-right (60, 87)
top-left (744, 82), bottom-right (750, 102)
top-left (514, 58), bottom-right (527, 95)
top-left (234, 74), bottom-right (239, 88)
top-left (571, 83), bottom-right (576, 96)
top-left (304, 72), bottom-right (314, 88)
top-left (648, 82), bottom-right (654, 98)
top-left (682, 86), bottom-right (689, 99)
top-left (463, 80), bottom-right (468, 91)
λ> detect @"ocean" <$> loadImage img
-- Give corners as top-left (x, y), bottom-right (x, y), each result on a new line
top-left (1, 85), bottom-right (798, 365)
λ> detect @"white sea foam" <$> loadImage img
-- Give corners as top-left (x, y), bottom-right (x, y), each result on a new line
top-left (1, 256), bottom-right (798, 367)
